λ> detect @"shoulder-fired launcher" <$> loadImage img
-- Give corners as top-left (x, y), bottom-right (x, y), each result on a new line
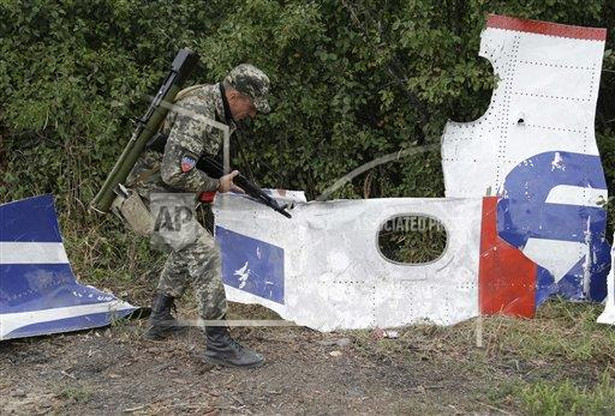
top-left (91, 48), bottom-right (199, 213)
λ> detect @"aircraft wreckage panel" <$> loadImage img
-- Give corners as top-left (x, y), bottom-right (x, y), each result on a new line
top-left (214, 15), bottom-right (611, 331)
top-left (215, 194), bottom-right (483, 331)
top-left (441, 14), bottom-right (610, 304)
top-left (0, 195), bottom-right (136, 340)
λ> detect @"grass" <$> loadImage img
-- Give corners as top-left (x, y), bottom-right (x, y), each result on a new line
top-left (515, 372), bottom-right (615, 415)
top-left (486, 300), bottom-right (615, 363)
top-left (344, 299), bottom-right (615, 413)
top-left (345, 299), bottom-right (615, 366)
top-left (57, 385), bottom-right (92, 404)
top-left (59, 210), bottom-right (164, 305)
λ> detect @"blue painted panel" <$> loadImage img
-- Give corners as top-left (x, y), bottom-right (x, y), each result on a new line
top-left (536, 266), bottom-right (556, 305)
top-left (497, 151), bottom-right (611, 303)
top-left (4, 311), bottom-right (128, 340)
top-left (0, 195), bottom-right (136, 340)
top-left (1, 267), bottom-right (116, 314)
top-left (216, 226), bottom-right (285, 304)
top-left (1, 264), bottom-right (75, 310)
top-left (0, 194), bottom-right (63, 242)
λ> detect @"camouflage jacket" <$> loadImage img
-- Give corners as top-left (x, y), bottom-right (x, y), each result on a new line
top-left (126, 83), bottom-right (237, 201)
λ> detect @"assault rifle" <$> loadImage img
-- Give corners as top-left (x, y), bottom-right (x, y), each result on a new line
top-left (147, 133), bottom-right (292, 219)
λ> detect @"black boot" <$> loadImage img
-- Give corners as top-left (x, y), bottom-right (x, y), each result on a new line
top-left (205, 325), bottom-right (264, 368)
top-left (144, 294), bottom-right (183, 340)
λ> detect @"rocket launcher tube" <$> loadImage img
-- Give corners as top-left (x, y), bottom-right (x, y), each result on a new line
top-left (90, 48), bottom-right (200, 213)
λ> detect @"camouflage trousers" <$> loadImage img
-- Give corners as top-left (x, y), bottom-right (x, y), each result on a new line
top-left (156, 214), bottom-right (227, 321)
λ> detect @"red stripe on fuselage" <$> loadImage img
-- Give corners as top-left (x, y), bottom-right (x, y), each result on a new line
top-left (479, 197), bottom-right (537, 317)
top-left (486, 14), bottom-right (606, 41)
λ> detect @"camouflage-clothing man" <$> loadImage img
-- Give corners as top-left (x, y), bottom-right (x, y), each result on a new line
top-left (126, 64), bottom-right (271, 368)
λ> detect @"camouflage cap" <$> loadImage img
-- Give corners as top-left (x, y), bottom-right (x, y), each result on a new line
top-left (225, 64), bottom-right (271, 114)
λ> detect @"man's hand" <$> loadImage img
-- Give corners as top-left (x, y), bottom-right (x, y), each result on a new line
top-left (218, 170), bottom-right (242, 193)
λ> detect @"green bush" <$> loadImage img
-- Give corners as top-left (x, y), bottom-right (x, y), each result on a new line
top-left (1, 0), bottom-right (614, 289)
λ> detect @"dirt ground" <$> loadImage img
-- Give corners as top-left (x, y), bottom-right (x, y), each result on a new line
top-left (1, 302), bottom-right (613, 415)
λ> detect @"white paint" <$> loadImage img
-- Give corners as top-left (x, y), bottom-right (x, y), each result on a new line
top-left (443, 23), bottom-right (605, 197)
top-left (545, 185), bottom-right (605, 207)
top-left (522, 238), bottom-right (585, 283)
top-left (234, 262), bottom-right (250, 289)
top-left (0, 300), bottom-right (135, 339)
top-left (0, 242), bottom-right (69, 264)
top-left (215, 194), bottom-right (482, 331)
top-left (583, 216), bottom-right (593, 296)
top-left (551, 152), bottom-right (565, 171)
